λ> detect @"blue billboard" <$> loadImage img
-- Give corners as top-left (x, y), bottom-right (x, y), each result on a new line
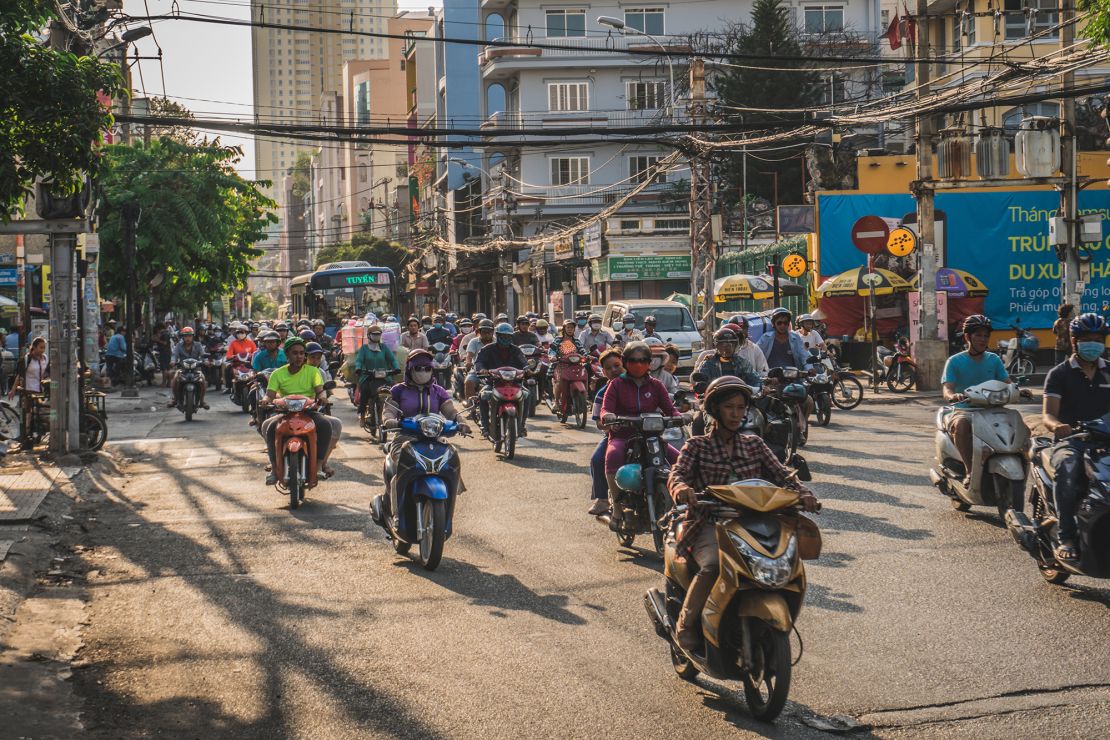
top-left (817, 190), bottom-right (1110, 329)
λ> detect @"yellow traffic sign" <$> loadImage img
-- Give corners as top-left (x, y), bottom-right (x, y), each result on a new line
top-left (886, 227), bottom-right (917, 257)
top-left (781, 253), bottom-right (807, 279)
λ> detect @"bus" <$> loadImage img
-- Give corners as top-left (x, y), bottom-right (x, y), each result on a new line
top-left (288, 261), bottom-right (399, 329)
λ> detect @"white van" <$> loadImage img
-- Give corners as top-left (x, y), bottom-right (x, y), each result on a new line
top-left (601, 300), bottom-right (704, 371)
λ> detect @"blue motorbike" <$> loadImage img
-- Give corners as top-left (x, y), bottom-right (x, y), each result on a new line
top-left (371, 413), bottom-right (464, 570)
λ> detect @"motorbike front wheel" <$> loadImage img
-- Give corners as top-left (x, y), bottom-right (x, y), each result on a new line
top-left (573, 392), bottom-right (587, 429)
top-left (993, 474), bottom-right (1025, 521)
top-left (287, 451), bottom-right (304, 510)
top-left (417, 499), bottom-right (447, 571)
top-left (831, 374), bottom-right (864, 410)
top-left (886, 363), bottom-right (917, 393)
top-left (502, 416), bottom-right (517, 460)
top-left (814, 392), bottom-right (831, 427)
top-left (184, 391), bottom-right (195, 422)
top-left (742, 622), bottom-right (792, 722)
top-left (1014, 355), bottom-right (1035, 377)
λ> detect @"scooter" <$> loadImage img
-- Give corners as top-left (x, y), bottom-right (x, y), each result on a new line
top-left (875, 335), bottom-right (917, 393)
top-left (644, 481), bottom-right (820, 722)
top-left (357, 369), bottom-right (396, 445)
top-left (1006, 415), bottom-right (1110, 584)
top-left (478, 366), bottom-right (526, 459)
top-left (251, 368), bottom-right (277, 434)
top-left (998, 318), bottom-right (1038, 376)
top-left (519, 344), bottom-right (541, 418)
top-left (372, 413), bottom-right (465, 571)
top-left (431, 342), bottom-right (453, 390)
top-left (269, 395), bottom-right (320, 510)
top-left (229, 353), bottom-right (254, 411)
top-left (600, 412), bottom-right (687, 553)
top-left (555, 353), bottom-right (589, 429)
top-left (203, 347), bottom-right (225, 392)
top-left (175, 358), bottom-right (205, 422)
top-left (929, 379), bottom-right (1030, 519)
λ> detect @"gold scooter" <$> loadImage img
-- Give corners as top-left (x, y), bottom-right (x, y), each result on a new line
top-left (644, 480), bottom-right (821, 722)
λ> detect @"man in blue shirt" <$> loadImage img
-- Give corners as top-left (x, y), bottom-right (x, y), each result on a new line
top-left (105, 325), bottom-right (128, 384)
top-left (941, 314), bottom-right (1012, 483)
top-left (756, 308), bottom-right (813, 371)
top-left (252, 331), bottom-right (287, 371)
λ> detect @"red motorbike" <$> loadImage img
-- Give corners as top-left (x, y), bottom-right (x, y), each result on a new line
top-left (271, 395), bottom-right (320, 509)
top-left (480, 367), bottom-right (526, 460)
top-left (554, 353), bottom-right (589, 429)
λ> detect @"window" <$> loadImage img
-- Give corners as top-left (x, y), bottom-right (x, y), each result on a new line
top-left (803, 5), bottom-right (844, 33)
top-left (624, 8), bottom-right (665, 36)
top-left (1005, 0), bottom-right (1058, 39)
top-left (629, 155), bottom-right (667, 184)
top-left (548, 82), bottom-right (589, 111)
top-left (355, 82), bottom-right (370, 124)
top-left (626, 81), bottom-right (667, 110)
top-left (550, 157), bottom-right (590, 185)
top-left (546, 9), bottom-right (586, 37)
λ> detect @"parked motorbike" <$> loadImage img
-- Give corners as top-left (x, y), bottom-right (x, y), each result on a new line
top-left (998, 318), bottom-right (1038, 376)
top-left (1007, 415), bottom-right (1110, 584)
top-left (175, 358), bottom-right (205, 422)
top-left (644, 481), bottom-right (820, 721)
top-left (929, 379), bottom-right (1029, 518)
top-left (600, 412), bottom-right (687, 553)
top-left (431, 342), bottom-right (453, 390)
top-left (554, 353), bottom-right (589, 429)
top-left (477, 367), bottom-right (526, 459)
top-left (875, 335), bottom-right (917, 392)
top-left (372, 413), bottom-right (465, 570)
top-left (229, 353), bottom-right (255, 411)
top-left (269, 395), bottom-right (320, 509)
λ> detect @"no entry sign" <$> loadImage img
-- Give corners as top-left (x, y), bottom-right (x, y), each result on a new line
top-left (851, 215), bottom-right (901, 255)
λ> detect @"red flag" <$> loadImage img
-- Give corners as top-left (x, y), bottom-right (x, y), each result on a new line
top-left (902, 4), bottom-right (917, 47)
top-left (884, 13), bottom-right (902, 50)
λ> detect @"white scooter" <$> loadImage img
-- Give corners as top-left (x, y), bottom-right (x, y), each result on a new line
top-left (929, 379), bottom-right (1030, 519)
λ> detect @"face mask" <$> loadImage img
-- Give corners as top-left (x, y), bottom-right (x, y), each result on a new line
top-left (590, 323), bottom-right (601, 331)
top-left (1077, 341), bottom-right (1105, 362)
top-left (368, 335), bottom-right (382, 345)
top-left (434, 322), bottom-right (443, 328)
top-left (236, 333), bottom-right (246, 340)
top-left (411, 368), bottom-right (433, 383)
top-left (612, 321), bottom-right (624, 332)
top-left (577, 319), bottom-right (586, 327)
top-left (625, 361), bottom-right (649, 379)
top-left (650, 356), bottom-right (664, 371)
top-left (496, 335), bottom-right (512, 347)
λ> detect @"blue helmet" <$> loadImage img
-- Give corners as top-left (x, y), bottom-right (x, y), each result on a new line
top-left (494, 322), bottom-right (513, 336)
top-left (1070, 312), bottom-right (1109, 337)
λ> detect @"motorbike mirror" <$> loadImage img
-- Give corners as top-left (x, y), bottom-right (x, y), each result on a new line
top-left (693, 381), bottom-right (709, 394)
top-left (323, 380), bottom-right (337, 391)
top-left (690, 371), bottom-right (707, 383)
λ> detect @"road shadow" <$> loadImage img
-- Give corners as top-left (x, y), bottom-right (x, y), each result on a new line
top-left (816, 481), bottom-right (925, 511)
top-left (805, 582), bottom-right (864, 613)
top-left (810, 551), bottom-right (856, 569)
top-left (694, 679), bottom-right (845, 739)
top-left (398, 558), bottom-right (590, 625)
top-left (1065, 582), bottom-right (1110, 608)
top-left (815, 462), bottom-right (925, 490)
top-left (616, 547), bottom-right (666, 573)
top-left (819, 507), bottom-right (934, 542)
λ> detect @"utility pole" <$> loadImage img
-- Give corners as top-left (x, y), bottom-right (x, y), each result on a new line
top-left (1060, 0), bottom-right (1082, 309)
top-left (910, 1), bottom-right (946, 391)
top-left (121, 203), bottom-right (141, 398)
top-left (688, 58), bottom-right (716, 345)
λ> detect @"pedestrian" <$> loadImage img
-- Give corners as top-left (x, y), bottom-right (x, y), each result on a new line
top-left (153, 321), bottom-right (173, 387)
top-left (104, 325), bottom-right (127, 385)
top-left (1053, 303), bottom-right (1076, 365)
top-left (9, 337), bottom-right (48, 450)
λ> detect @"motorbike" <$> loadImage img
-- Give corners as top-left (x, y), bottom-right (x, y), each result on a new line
top-left (644, 481), bottom-right (820, 722)
top-left (203, 349), bottom-right (225, 392)
top-left (269, 395), bottom-right (320, 509)
top-left (759, 366), bottom-right (812, 458)
top-left (1007, 415), bottom-right (1110, 584)
top-left (326, 345), bottom-right (344, 379)
top-left (813, 349), bottom-right (864, 411)
top-left (372, 413), bottom-right (465, 571)
top-left (536, 344), bottom-right (555, 410)
top-left (229, 353), bottom-right (255, 411)
top-left (358, 369), bottom-right (396, 445)
top-left (875, 335), bottom-right (917, 393)
top-left (805, 367), bottom-right (834, 427)
top-left (600, 412), bottom-right (687, 553)
top-left (431, 342), bottom-right (454, 390)
top-left (251, 368), bottom-right (277, 434)
top-left (554, 353), bottom-right (589, 429)
top-left (929, 379), bottom-right (1029, 518)
top-left (451, 349), bottom-right (466, 400)
top-left (520, 344), bottom-right (541, 418)
top-left (478, 366), bottom-right (526, 459)
top-left (175, 358), bottom-right (205, 422)
top-left (998, 319), bottom-right (1038, 376)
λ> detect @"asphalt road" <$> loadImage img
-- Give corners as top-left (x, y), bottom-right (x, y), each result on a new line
top-left (62, 387), bottom-right (1110, 738)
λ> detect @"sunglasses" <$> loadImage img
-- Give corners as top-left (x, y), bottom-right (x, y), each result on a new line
top-left (774, 321), bottom-right (790, 326)
top-left (625, 357), bottom-right (651, 365)
top-left (411, 366), bottom-right (433, 373)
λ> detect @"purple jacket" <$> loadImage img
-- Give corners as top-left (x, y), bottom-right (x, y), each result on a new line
top-left (389, 382), bottom-right (451, 418)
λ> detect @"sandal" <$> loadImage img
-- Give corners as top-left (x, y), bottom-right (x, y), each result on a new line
top-left (1055, 542), bottom-right (1079, 561)
top-left (320, 464), bottom-right (335, 479)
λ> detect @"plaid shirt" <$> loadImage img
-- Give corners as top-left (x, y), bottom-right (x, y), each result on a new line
top-left (668, 432), bottom-right (809, 498)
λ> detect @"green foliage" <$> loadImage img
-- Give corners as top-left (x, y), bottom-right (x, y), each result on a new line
top-left (315, 233), bottom-right (410, 276)
top-left (96, 139), bottom-right (277, 315)
top-left (1, 2), bottom-right (124, 219)
top-left (145, 97), bottom-right (204, 146)
top-left (1082, 0), bottom-right (1110, 47)
top-left (251, 293), bottom-right (276, 318)
top-left (291, 151), bottom-right (313, 199)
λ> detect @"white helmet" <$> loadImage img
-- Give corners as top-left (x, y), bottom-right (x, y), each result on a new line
top-left (797, 313), bottom-right (815, 324)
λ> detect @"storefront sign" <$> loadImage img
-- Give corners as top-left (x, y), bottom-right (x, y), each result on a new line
top-left (908, 291), bottom-right (948, 341)
top-left (576, 267), bottom-right (590, 295)
top-left (583, 222), bottom-right (603, 259)
top-left (415, 280), bottom-right (431, 295)
top-left (554, 236), bottom-right (574, 260)
top-left (0, 268), bottom-right (17, 286)
top-left (605, 255), bottom-right (691, 281)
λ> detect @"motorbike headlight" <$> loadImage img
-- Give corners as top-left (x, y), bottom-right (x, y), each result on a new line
top-left (284, 398), bottom-right (307, 412)
top-left (782, 367), bottom-right (799, 380)
top-left (661, 427), bottom-right (684, 442)
top-left (641, 415), bottom-right (665, 432)
top-left (987, 390), bottom-right (1008, 406)
top-left (499, 369), bottom-right (517, 380)
top-left (691, 340), bottom-right (704, 351)
top-left (727, 532), bottom-right (796, 588)
top-left (418, 416), bottom-right (445, 438)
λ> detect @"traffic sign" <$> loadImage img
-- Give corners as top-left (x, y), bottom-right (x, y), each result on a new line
top-left (851, 215), bottom-right (899, 255)
top-left (781, 253), bottom-right (807, 278)
top-left (886, 227), bottom-right (917, 257)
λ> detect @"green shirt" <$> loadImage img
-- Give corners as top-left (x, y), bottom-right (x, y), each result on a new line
top-left (267, 364), bottom-right (324, 398)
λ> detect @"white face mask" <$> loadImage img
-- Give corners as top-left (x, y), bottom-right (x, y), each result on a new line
top-left (590, 323), bottom-right (601, 331)
top-left (650, 356), bottom-right (664, 371)
top-left (613, 322), bottom-right (624, 331)
top-left (411, 369), bottom-right (433, 384)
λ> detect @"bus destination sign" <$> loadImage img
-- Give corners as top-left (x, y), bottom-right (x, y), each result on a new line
top-left (345, 273), bottom-right (382, 286)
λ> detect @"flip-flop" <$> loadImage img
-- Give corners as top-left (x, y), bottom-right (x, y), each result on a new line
top-left (1055, 543), bottom-right (1079, 561)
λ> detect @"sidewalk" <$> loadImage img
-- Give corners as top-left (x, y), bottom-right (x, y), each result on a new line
top-left (0, 462), bottom-right (63, 565)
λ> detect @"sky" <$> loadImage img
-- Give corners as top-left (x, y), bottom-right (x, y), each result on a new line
top-left (122, 0), bottom-right (439, 178)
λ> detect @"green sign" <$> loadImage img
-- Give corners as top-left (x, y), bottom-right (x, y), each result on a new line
top-left (346, 273), bottom-right (379, 286)
top-left (606, 255), bottom-right (691, 281)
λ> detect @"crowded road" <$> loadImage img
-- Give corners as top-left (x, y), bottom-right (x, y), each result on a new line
top-left (61, 388), bottom-right (1110, 737)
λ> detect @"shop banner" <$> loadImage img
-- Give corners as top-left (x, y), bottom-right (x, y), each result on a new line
top-left (583, 222), bottom-right (603, 259)
top-left (607, 255), bottom-right (691, 281)
top-left (818, 191), bottom-right (1110, 329)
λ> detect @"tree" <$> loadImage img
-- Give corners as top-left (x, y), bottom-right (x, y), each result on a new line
top-left (1083, 0), bottom-right (1110, 46)
top-left (145, 97), bottom-right (204, 146)
top-left (1, 1), bottom-right (123, 219)
top-left (96, 138), bottom-right (277, 315)
top-left (251, 293), bottom-right (276, 318)
top-left (291, 151), bottom-right (313, 199)
top-left (315, 233), bottom-right (410, 276)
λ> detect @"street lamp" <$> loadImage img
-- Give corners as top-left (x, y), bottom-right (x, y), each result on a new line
top-left (597, 16), bottom-right (676, 119)
top-left (95, 26), bottom-right (152, 59)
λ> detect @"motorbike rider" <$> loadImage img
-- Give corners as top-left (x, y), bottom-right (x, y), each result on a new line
top-left (797, 314), bottom-right (826, 354)
top-left (645, 337), bottom-right (679, 396)
top-left (473, 323), bottom-right (529, 435)
top-left (275, 322), bottom-right (291, 346)
top-left (451, 318), bottom-right (474, 353)
top-left (511, 315), bottom-right (540, 347)
top-left (642, 315), bottom-right (662, 341)
top-left (381, 350), bottom-right (470, 457)
top-left (725, 316), bottom-right (770, 376)
top-left (260, 337), bottom-right (342, 485)
top-left (941, 314), bottom-right (1015, 487)
top-left (756, 308), bottom-right (813, 371)
top-left (614, 314), bottom-right (643, 345)
top-left (311, 319), bottom-right (334, 350)
top-left (463, 319), bottom-right (496, 400)
top-left (581, 314), bottom-right (615, 353)
top-left (694, 327), bottom-right (762, 387)
top-left (354, 323), bottom-right (400, 420)
top-left (552, 319), bottom-right (586, 411)
top-left (600, 341), bottom-right (683, 526)
top-left (668, 376), bottom-right (818, 651)
top-left (1041, 312), bottom-right (1110, 562)
top-left (573, 310), bottom-right (590, 339)
top-left (167, 327), bottom-right (209, 409)
top-left (534, 319), bottom-right (556, 346)
top-left (252, 331), bottom-right (287, 371)
top-left (588, 348), bottom-right (625, 516)
top-left (305, 341), bottom-right (332, 384)
top-left (401, 317), bottom-right (429, 350)
top-left (426, 316), bottom-right (453, 347)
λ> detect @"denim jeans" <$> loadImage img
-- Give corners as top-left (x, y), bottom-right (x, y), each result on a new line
top-left (1049, 440), bottom-right (1087, 542)
top-left (590, 438), bottom-right (607, 500)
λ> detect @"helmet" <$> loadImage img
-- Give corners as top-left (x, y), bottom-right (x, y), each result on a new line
top-left (275, 322), bottom-right (289, 331)
top-left (494, 322), bottom-right (513, 335)
top-left (446, 312), bottom-right (457, 322)
top-left (614, 463), bottom-right (643, 492)
top-left (298, 329), bottom-right (316, 342)
top-left (962, 314), bottom-right (992, 335)
top-left (1070, 312), bottom-right (1109, 336)
top-left (478, 319), bottom-right (495, 330)
top-left (421, 316), bottom-right (433, 325)
top-left (311, 318), bottom-right (324, 326)
top-left (703, 376), bottom-right (754, 419)
top-left (575, 310), bottom-right (588, 319)
top-left (473, 313), bottom-right (488, 321)
top-left (588, 313), bottom-right (602, 323)
top-left (516, 314), bottom-right (528, 323)
top-left (261, 331), bottom-right (280, 343)
top-left (305, 342), bottom-right (323, 355)
top-left (283, 336), bottom-right (306, 352)
top-left (495, 313), bottom-right (509, 323)
top-left (644, 315), bottom-right (657, 325)
top-left (713, 327), bottom-right (739, 345)
top-left (535, 319), bottom-right (549, 330)
top-left (180, 326), bottom-right (195, 336)
top-left (643, 336), bottom-right (665, 348)
top-left (458, 318), bottom-right (473, 329)
top-left (624, 313), bottom-right (637, 324)
top-left (726, 315), bottom-right (747, 329)
top-left (406, 348), bottom-right (434, 369)
top-left (526, 312), bottom-right (539, 319)
top-left (770, 307), bottom-right (792, 323)
top-left (797, 313), bottom-right (815, 324)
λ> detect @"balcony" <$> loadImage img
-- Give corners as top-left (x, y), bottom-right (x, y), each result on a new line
top-left (485, 181), bottom-right (677, 211)
top-left (479, 34), bottom-right (689, 77)
top-left (480, 108), bottom-right (680, 133)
